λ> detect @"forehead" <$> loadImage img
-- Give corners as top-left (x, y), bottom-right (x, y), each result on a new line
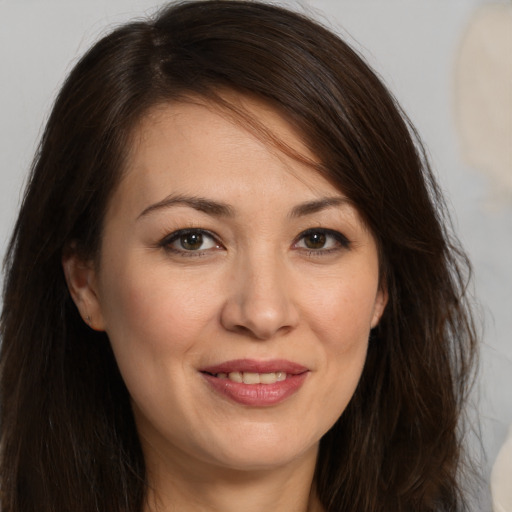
top-left (109, 96), bottom-right (347, 217)
top-left (131, 94), bottom-right (318, 174)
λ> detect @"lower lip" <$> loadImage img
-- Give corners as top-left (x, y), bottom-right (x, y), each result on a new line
top-left (202, 372), bottom-right (308, 406)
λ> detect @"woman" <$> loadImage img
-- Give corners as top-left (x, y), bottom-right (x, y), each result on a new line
top-left (0, 1), bottom-right (478, 511)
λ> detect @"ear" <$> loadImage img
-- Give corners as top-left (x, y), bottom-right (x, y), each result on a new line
top-left (370, 284), bottom-right (388, 329)
top-left (62, 246), bottom-right (106, 331)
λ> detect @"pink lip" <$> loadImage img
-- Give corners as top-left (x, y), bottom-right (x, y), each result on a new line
top-left (200, 359), bottom-right (309, 407)
top-left (200, 359), bottom-right (308, 375)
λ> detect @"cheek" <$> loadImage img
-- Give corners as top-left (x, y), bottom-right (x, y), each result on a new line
top-left (303, 274), bottom-right (376, 411)
top-left (305, 272), bottom-right (378, 347)
top-left (97, 262), bottom-right (217, 407)
top-left (100, 259), bottom-right (218, 352)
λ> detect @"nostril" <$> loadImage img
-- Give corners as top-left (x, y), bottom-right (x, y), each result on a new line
top-left (234, 323), bottom-right (274, 340)
top-left (232, 324), bottom-right (254, 336)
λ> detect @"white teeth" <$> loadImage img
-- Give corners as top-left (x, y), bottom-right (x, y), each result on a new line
top-left (213, 371), bottom-right (289, 384)
top-left (229, 371), bottom-right (243, 383)
top-left (259, 372), bottom-right (277, 384)
top-left (242, 372), bottom-right (260, 384)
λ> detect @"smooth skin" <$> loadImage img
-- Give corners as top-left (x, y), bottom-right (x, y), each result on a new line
top-left (63, 95), bottom-right (387, 512)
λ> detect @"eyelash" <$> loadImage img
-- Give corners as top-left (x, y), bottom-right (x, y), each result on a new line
top-left (159, 227), bottom-right (351, 257)
top-left (292, 228), bottom-right (351, 255)
top-left (160, 228), bottom-right (223, 257)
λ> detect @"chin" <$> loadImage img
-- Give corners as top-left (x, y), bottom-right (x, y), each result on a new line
top-left (201, 429), bottom-right (319, 472)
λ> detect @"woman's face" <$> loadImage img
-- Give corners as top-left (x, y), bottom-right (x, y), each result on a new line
top-left (66, 96), bottom-right (386, 475)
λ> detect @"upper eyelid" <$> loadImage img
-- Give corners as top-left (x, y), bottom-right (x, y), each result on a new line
top-left (160, 228), bottom-right (222, 248)
top-left (163, 228), bottom-right (218, 240)
top-left (294, 228), bottom-right (350, 245)
top-left (297, 227), bottom-right (345, 236)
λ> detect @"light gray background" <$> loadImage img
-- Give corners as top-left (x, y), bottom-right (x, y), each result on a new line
top-left (1, 0), bottom-right (510, 508)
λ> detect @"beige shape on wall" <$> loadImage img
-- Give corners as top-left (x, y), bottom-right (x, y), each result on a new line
top-left (454, 3), bottom-right (512, 198)
top-left (491, 424), bottom-right (512, 512)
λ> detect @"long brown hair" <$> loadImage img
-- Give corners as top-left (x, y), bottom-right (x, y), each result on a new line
top-left (1, 1), bottom-right (477, 510)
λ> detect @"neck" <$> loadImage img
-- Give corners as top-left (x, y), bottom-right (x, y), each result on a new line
top-left (142, 443), bottom-right (323, 512)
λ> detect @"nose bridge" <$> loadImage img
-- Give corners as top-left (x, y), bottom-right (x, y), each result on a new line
top-left (220, 247), bottom-right (298, 340)
top-left (244, 249), bottom-right (285, 306)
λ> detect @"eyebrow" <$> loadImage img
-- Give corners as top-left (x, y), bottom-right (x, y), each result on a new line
top-left (289, 196), bottom-right (351, 218)
top-left (137, 194), bottom-right (350, 220)
top-left (137, 194), bottom-right (235, 219)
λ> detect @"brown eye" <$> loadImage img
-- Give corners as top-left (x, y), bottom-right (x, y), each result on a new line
top-left (180, 232), bottom-right (205, 250)
top-left (303, 232), bottom-right (327, 249)
top-left (163, 229), bottom-right (220, 253)
top-left (294, 229), bottom-right (350, 252)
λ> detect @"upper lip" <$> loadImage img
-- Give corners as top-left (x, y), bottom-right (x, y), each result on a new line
top-left (200, 359), bottom-right (308, 375)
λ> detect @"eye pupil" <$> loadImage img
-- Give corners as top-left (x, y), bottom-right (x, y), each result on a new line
top-left (181, 233), bottom-right (203, 250)
top-left (304, 232), bottom-right (326, 249)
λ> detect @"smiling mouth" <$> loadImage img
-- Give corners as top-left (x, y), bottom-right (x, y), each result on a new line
top-left (200, 359), bottom-right (309, 406)
top-left (203, 371), bottom-right (289, 384)
top-left (200, 359), bottom-right (308, 380)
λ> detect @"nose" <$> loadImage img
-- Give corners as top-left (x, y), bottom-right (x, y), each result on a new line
top-left (220, 254), bottom-right (299, 340)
